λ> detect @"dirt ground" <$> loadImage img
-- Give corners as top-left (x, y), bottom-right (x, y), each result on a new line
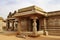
top-left (0, 34), bottom-right (60, 40)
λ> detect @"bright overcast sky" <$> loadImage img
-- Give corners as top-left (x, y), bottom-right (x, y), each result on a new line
top-left (0, 0), bottom-right (60, 19)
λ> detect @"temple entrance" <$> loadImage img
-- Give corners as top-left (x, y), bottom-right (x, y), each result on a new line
top-left (36, 19), bottom-right (39, 31)
top-left (30, 19), bottom-right (39, 31)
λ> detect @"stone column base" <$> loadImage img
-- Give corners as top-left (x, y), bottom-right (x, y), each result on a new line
top-left (43, 31), bottom-right (48, 36)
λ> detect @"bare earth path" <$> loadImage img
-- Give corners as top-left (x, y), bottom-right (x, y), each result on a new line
top-left (0, 34), bottom-right (60, 40)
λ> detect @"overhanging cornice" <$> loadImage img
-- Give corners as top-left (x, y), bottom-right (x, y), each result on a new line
top-left (12, 10), bottom-right (47, 17)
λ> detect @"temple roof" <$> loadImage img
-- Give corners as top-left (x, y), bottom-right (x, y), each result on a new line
top-left (12, 5), bottom-right (47, 17)
top-left (8, 5), bottom-right (60, 18)
top-left (47, 10), bottom-right (60, 16)
top-left (18, 5), bottom-right (44, 13)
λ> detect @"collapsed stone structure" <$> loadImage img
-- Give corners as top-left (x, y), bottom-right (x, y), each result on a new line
top-left (0, 17), bottom-right (5, 32)
top-left (6, 5), bottom-right (60, 36)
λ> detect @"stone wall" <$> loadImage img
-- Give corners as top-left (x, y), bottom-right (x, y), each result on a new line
top-left (20, 18), bottom-right (28, 31)
top-left (47, 16), bottom-right (60, 36)
top-left (39, 18), bottom-right (44, 30)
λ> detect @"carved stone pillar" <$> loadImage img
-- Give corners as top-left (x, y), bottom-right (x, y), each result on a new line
top-left (17, 18), bottom-right (21, 34)
top-left (44, 18), bottom-right (48, 35)
top-left (32, 17), bottom-right (38, 36)
top-left (6, 20), bottom-right (10, 30)
top-left (6, 20), bottom-right (8, 30)
top-left (44, 18), bottom-right (46, 31)
top-left (14, 19), bottom-right (18, 31)
top-left (12, 21), bottom-right (14, 31)
top-left (33, 19), bottom-right (37, 35)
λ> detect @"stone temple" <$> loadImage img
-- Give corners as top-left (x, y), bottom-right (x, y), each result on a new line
top-left (6, 5), bottom-right (60, 36)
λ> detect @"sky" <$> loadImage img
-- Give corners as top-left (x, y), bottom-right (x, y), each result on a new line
top-left (0, 0), bottom-right (60, 19)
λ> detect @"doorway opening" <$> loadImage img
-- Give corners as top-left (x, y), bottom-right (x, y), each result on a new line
top-left (36, 19), bottom-right (39, 31)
